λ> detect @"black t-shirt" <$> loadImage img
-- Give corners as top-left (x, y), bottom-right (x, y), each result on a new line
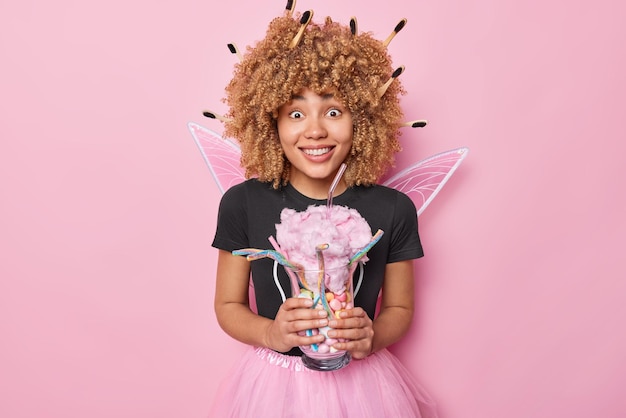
top-left (212, 179), bottom-right (423, 355)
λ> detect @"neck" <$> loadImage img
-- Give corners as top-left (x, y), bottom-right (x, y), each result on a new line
top-left (290, 178), bottom-right (348, 200)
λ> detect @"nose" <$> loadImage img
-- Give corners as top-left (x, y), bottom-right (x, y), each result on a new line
top-left (304, 117), bottom-right (327, 140)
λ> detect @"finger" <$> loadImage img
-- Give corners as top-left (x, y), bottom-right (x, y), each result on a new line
top-left (326, 327), bottom-right (362, 341)
top-left (281, 296), bottom-right (315, 310)
top-left (290, 317), bottom-right (329, 334)
top-left (272, 305), bottom-right (326, 327)
top-left (280, 300), bottom-right (330, 321)
top-left (295, 332), bottom-right (326, 347)
top-left (328, 315), bottom-right (370, 330)
top-left (331, 338), bottom-right (371, 359)
top-left (336, 307), bottom-right (367, 319)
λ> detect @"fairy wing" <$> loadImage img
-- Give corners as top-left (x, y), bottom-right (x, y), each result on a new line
top-left (187, 122), bottom-right (246, 194)
top-left (382, 147), bottom-right (469, 216)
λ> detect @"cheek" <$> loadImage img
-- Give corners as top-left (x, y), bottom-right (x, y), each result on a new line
top-left (339, 125), bottom-right (354, 146)
top-left (277, 121), bottom-right (297, 144)
top-left (276, 120), bottom-right (285, 139)
top-left (276, 129), bottom-right (288, 151)
top-left (340, 118), bottom-right (354, 143)
top-left (337, 137), bottom-right (354, 160)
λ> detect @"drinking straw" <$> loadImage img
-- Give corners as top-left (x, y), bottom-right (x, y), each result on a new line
top-left (232, 248), bottom-right (300, 270)
top-left (315, 244), bottom-right (334, 317)
top-left (348, 229), bottom-right (385, 265)
top-left (268, 236), bottom-right (310, 291)
top-left (327, 163), bottom-right (347, 210)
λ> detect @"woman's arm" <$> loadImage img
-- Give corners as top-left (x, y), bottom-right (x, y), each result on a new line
top-left (214, 249), bottom-right (328, 352)
top-left (371, 259), bottom-right (415, 351)
top-left (327, 259), bottom-right (415, 359)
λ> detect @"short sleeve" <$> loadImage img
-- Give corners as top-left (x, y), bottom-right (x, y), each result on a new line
top-left (212, 183), bottom-right (250, 252)
top-left (387, 191), bottom-right (423, 263)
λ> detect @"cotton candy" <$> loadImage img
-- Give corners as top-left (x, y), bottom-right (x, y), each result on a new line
top-left (275, 204), bottom-right (373, 292)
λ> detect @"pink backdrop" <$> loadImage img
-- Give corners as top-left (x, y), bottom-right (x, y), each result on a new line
top-left (2, 0), bottom-right (625, 417)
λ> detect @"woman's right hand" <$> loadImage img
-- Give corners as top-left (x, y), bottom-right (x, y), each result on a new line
top-left (264, 297), bottom-right (328, 352)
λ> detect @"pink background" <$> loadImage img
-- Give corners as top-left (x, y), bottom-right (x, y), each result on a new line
top-left (2, 0), bottom-right (625, 417)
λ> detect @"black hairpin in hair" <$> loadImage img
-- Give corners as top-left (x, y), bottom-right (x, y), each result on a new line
top-left (227, 43), bottom-right (243, 62)
top-left (350, 17), bottom-right (358, 35)
top-left (382, 19), bottom-right (407, 47)
top-left (288, 10), bottom-right (313, 48)
top-left (401, 119), bottom-right (428, 128)
top-left (202, 110), bottom-right (232, 123)
top-left (377, 66), bottom-right (404, 98)
top-left (285, 0), bottom-right (296, 17)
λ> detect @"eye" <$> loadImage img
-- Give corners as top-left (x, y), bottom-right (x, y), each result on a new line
top-left (289, 110), bottom-right (304, 119)
top-left (326, 108), bottom-right (342, 118)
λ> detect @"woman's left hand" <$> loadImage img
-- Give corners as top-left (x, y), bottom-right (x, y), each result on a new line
top-left (326, 307), bottom-right (374, 360)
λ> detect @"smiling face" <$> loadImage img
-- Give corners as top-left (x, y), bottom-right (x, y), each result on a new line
top-left (277, 89), bottom-right (354, 198)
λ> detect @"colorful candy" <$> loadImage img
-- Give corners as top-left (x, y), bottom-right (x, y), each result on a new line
top-left (300, 287), bottom-right (355, 356)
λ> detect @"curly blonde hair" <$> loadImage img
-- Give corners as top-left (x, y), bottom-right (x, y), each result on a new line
top-left (223, 12), bottom-right (406, 188)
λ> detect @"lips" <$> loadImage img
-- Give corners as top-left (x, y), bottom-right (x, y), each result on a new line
top-left (301, 147), bottom-right (332, 156)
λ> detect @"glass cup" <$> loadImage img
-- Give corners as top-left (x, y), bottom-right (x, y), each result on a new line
top-left (286, 263), bottom-right (358, 371)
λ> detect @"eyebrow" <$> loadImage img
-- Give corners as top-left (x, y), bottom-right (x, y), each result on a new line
top-left (291, 93), bottom-right (335, 101)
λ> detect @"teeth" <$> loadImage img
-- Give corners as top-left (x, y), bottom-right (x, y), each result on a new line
top-left (303, 147), bottom-right (331, 156)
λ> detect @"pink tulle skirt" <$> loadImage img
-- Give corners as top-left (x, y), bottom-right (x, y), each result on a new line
top-left (209, 346), bottom-right (438, 418)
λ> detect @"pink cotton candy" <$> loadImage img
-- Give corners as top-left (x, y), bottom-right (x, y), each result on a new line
top-left (275, 205), bottom-right (373, 292)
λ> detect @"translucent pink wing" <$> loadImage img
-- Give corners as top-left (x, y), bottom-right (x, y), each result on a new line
top-left (382, 147), bottom-right (469, 216)
top-left (187, 122), bottom-right (246, 194)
